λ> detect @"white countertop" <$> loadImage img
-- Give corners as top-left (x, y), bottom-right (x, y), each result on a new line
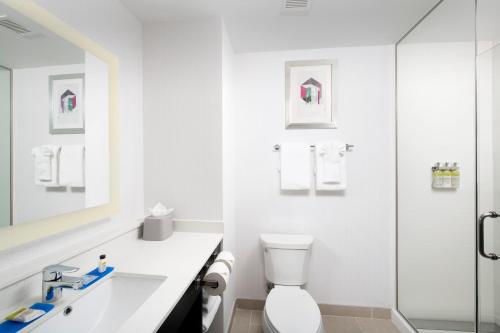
top-left (113, 231), bottom-right (223, 333)
top-left (0, 231), bottom-right (223, 333)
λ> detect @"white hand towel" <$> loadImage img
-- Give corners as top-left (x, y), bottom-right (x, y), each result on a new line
top-left (59, 145), bottom-right (85, 187)
top-left (32, 146), bottom-right (53, 181)
top-left (279, 143), bottom-right (311, 190)
top-left (315, 141), bottom-right (347, 191)
top-left (32, 145), bottom-right (61, 186)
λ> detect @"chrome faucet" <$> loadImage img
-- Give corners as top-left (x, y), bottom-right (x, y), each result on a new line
top-left (42, 265), bottom-right (83, 303)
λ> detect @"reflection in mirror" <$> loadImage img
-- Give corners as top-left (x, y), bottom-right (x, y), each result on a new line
top-left (397, 0), bottom-right (476, 332)
top-left (0, 3), bottom-right (110, 227)
top-left (0, 66), bottom-right (10, 228)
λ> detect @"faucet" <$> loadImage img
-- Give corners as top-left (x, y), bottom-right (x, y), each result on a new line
top-left (42, 265), bottom-right (83, 303)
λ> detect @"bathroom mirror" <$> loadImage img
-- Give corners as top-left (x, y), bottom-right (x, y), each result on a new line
top-left (0, 0), bottom-right (119, 250)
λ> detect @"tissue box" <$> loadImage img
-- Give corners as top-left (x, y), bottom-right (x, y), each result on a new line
top-left (143, 210), bottom-right (174, 241)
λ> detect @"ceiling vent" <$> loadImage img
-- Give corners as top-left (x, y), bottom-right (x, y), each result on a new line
top-left (281, 0), bottom-right (312, 14)
top-left (0, 17), bottom-right (31, 35)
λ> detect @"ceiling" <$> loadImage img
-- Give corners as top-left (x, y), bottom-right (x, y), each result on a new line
top-left (0, 3), bottom-right (84, 69)
top-left (120, 0), bottom-right (439, 52)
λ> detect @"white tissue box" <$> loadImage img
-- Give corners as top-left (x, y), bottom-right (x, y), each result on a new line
top-left (142, 209), bottom-right (174, 241)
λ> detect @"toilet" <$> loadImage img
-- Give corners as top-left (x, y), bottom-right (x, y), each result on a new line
top-left (260, 233), bottom-right (324, 333)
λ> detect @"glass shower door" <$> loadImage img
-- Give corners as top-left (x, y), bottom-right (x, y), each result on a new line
top-left (477, 1), bottom-right (500, 332)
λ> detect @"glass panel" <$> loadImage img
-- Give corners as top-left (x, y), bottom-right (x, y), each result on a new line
top-left (397, 1), bottom-right (476, 332)
top-left (0, 66), bottom-right (11, 227)
top-left (477, 1), bottom-right (500, 332)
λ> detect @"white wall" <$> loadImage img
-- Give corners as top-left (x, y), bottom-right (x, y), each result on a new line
top-left (397, 42), bottom-right (476, 321)
top-left (13, 64), bottom-right (86, 224)
top-left (222, 21), bottom-right (237, 332)
top-left (0, 68), bottom-right (10, 228)
top-left (143, 18), bottom-right (223, 220)
top-left (0, 0), bottom-right (143, 288)
top-left (84, 52), bottom-right (110, 208)
top-left (232, 45), bottom-right (396, 307)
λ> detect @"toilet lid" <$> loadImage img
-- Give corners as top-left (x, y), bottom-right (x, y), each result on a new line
top-left (265, 287), bottom-right (321, 333)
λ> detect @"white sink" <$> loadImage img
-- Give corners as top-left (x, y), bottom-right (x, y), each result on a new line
top-left (29, 272), bottom-right (166, 333)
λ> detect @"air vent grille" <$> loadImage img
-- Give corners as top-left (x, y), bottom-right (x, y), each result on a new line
top-left (0, 18), bottom-right (30, 34)
top-left (282, 0), bottom-right (312, 13)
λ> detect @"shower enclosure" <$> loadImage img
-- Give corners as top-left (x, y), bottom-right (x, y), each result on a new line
top-left (397, 0), bottom-right (500, 332)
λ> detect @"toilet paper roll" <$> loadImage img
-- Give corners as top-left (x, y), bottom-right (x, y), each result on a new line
top-left (214, 251), bottom-right (235, 273)
top-left (203, 262), bottom-right (230, 296)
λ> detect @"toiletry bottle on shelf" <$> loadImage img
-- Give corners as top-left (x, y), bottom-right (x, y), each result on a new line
top-left (442, 162), bottom-right (452, 188)
top-left (98, 254), bottom-right (107, 273)
top-left (432, 163), bottom-right (442, 188)
top-left (432, 163), bottom-right (440, 188)
top-left (451, 162), bottom-right (460, 188)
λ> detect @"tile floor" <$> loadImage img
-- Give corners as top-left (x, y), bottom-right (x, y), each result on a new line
top-left (229, 309), bottom-right (401, 333)
top-left (419, 331), bottom-right (472, 333)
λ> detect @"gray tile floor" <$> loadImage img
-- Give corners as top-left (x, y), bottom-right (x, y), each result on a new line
top-left (229, 309), bottom-right (401, 333)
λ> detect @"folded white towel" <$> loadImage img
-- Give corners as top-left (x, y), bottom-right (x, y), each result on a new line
top-left (202, 294), bottom-right (221, 333)
top-left (279, 143), bottom-right (311, 190)
top-left (202, 290), bottom-right (219, 313)
top-left (59, 145), bottom-right (85, 187)
top-left (32, 145), bottom-right (61, 186)
top-left (315, 141), bottom-right (346, 191)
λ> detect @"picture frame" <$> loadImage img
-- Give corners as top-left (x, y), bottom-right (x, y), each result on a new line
top-left (49, 73), bottom-right (85, 134)
top-left (285, 59), bottom-right (337, 129)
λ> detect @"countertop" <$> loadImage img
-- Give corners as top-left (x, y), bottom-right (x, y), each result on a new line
top-left (113, 231), bottom-right (223, 333)
top-left (0, 230), bottom-right (223, 333)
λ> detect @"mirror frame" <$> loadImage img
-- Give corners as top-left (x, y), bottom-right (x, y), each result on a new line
top-left (0, 0), bottom-right (120, 251)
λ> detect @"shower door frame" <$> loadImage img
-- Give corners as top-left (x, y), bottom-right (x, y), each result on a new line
top-left (394, 0), bottom-right (480, 332)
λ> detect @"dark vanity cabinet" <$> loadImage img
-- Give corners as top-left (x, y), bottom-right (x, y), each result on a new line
top-left (157, 242), bottom-right (222, 332)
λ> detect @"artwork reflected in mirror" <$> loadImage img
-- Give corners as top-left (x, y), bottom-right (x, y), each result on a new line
top-left (0, 3), bottom-right (110, 226)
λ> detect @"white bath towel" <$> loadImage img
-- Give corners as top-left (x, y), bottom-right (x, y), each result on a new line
top-left (59, 145), bottom-right (85, 187)
top-left (202, 294), bottom-right (221, 332)
top-left (279, 143), bottom-right (311, 190)
top-left (32, 145), bottom-right (61, 186)
top-left (315, 141), bottom-right (346, 191)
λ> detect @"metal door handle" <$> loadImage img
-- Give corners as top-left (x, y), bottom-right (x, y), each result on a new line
top-left (478, 211), bottom-right (499, 260)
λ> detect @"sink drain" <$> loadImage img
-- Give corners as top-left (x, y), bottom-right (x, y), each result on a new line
top-left (63, 306), bottom-right (73, 316)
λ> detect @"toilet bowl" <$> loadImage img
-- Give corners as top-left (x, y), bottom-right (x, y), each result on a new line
top-left (262, 286), bottom-right (324, 333)
top-left (260, 234), bottom-right (323, 333)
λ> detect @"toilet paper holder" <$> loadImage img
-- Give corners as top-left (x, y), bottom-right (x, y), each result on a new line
top-left (195, 276), bottom-right (219, 289)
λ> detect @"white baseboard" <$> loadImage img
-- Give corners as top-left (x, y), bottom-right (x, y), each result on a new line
top-left (392, 309), bottom-right (417, 333)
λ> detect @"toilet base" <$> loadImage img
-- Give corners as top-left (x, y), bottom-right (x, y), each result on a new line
top-left (262, 306), bottom-right (325, 333)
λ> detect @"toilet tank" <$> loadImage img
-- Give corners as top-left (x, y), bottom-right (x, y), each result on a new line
top-left (260, 234), bottom-right (314, 286)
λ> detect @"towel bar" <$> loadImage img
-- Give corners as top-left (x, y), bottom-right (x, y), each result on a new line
top-left (273, 143), bottom-right (354, 152)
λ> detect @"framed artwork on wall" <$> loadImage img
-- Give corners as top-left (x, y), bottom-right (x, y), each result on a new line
top-left (285, 59), bottom-right (337, 129)
top-left (49, 73), bottom-right (85, 134)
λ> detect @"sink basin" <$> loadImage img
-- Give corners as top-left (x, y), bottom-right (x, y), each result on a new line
top-left (29, 272), bottom-right (166, 333)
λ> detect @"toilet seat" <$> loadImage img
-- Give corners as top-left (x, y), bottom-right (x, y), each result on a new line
top-left (264, 286), bottom-right (322, 333)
